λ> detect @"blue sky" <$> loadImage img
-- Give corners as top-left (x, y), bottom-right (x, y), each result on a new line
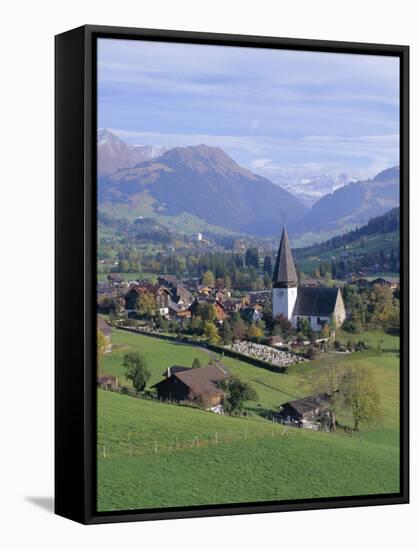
top-left (98, 38), bottom-right (399, 183)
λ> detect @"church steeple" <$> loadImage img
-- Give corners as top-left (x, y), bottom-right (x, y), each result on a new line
top-left (272, 227), bottom-right (298, 288)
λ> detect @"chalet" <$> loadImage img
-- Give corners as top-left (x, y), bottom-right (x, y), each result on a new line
top-left (152, 365), bottom-right (227, 408)
top-left (249, 290), bottom-right (271, 307)
top-left (97, 373), bottom-right (118, 391)
top-left (168, 300), bottom-right (192, 321)
top-left (124, 284), bottom-right (171, 316)
top-left (97, 315), bottom-right (112, 352)
top-left (272, 227), bottom-right (346, 331)
top-left (157, 275), bottom-right (179, 288)
top-left (370, 276), bottom-right (399, 290)
top-left (241, 307), bottom-right (262, 324)
top-left (223, 299), bottom-right (241, 315)
top-left (170, 285), bottom-right (193, 308)
top-left (161, 365), bottom-right (190, 378)
top-left (278, 393), bottom-right (332, 427)
top-left (189, 297), bottom-right (229, 323)
top-left (107, 273), bottom-right (123, 285)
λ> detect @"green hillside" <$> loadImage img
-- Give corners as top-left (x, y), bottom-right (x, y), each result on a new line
top-left (97, 388), bottom-right (399, 511)
top-left (294, 208), bottom-right (400, 275)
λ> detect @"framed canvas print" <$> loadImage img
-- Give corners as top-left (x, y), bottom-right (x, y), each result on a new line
top-left (55, 25), bottom-right (409, 524)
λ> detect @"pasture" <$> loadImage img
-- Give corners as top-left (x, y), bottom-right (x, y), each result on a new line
top-left (97, 390), bottom-right (399, 511)
top-left (97, 327), bottom-right (400, 511)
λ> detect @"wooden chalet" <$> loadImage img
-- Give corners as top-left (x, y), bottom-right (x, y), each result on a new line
top-left (152, 365), bottom-right (227, 408)
top-left (97, 373), bottom-right (118, 391)
top-left (124, 284), bottom-right (171, 316)
top-left (279, 393), bottom-right (332, 425)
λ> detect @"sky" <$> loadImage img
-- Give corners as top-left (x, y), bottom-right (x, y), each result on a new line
top-left (97, 38), bottom-right (400, 184)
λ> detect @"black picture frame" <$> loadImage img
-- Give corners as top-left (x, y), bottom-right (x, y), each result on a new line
top-left (55, 24), bottom-right (409, 525)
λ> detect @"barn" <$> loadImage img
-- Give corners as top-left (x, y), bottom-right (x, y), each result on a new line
top-left (152, 365), bottom-right (227, 409)
top-left (279, 393), bottom-right (332, 429)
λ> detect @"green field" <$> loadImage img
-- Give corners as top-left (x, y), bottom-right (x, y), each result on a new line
top-left (97, 328), bottom-right (400, 511)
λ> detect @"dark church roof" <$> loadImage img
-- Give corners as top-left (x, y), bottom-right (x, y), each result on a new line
top-left (272, 227), bottom-right (298, 287)
top-left (293, 287), bottom-right (339, 316)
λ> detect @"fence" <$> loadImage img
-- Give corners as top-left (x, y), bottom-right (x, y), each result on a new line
top-left (97, 416), bottom-right (293, 460)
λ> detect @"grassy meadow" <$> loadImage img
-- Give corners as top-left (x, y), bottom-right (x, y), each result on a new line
top-left (97, 327), bottom-right (400, 511)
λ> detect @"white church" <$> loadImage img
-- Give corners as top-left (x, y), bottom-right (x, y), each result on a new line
top-left (272, 227), bottom-right (346, 332)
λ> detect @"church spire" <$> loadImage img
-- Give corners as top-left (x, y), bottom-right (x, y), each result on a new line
top-left (272, 227), bottom-right (298, 288)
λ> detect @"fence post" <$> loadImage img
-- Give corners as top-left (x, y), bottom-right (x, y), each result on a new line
top-left (245, 428), bottom-right (247, 441)
top-left (215, 432), bottom-right (218, 445)
top-left (154, 440), bottom-right (158, 454)
top-left (103, 444), bottom-right (106, 459)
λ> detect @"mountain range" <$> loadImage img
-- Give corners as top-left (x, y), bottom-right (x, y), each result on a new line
top-left (99, 142), bottom-right (307, 236)
top-left (293, 166), bottom-right (399, 235)
top-left (97, 130), bottom-right (399, 239)
top-left (281, 173), bottom-right (353, 208)
top-left (97, 129), bottom-right (167, 176)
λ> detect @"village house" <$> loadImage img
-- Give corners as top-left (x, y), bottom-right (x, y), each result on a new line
top-left (97, 373), bottom-right (118, 391)
top-left (124, 284), bottom-right (171, 317)
top-left (189, 297), bottom-right (229, 323)
top-left (240, 306), bottom-right (262, 324)
top-left (278, 393), bottom-right (333, 429)
top-left (272, 227), bottom-right (346, 331)
top-left (370, 276), bottom-right (399, 290)
top-left (152, 365), bottom-right (227, 409)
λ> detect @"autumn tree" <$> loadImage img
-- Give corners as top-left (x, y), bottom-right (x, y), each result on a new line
top-left (203, 321), bottom-right (220, 344)
top-left (136, 292), bottom-right (156, 320)
top-left (339, 363), bottom-right (382, 431)
top-left (248, 323), bottom-right (263, 341)
top-left (232, 317), bottom-right (247, 340)
top-left (97, 329), bottom-right (107, 376)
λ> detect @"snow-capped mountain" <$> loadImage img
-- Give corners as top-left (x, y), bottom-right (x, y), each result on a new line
top-left (97, 129), bottom-right (167, 176)
top-left (281, 173), bottom-right (353, 207)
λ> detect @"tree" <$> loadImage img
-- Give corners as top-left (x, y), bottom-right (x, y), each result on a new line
top-left (232, 317), bottom-right (247, 340)
top-left (220, 320), bottom-right (233, 345)
top-left (122, 351), bottom-right (151, 393)
top-left (196, 302), bottom-right (216, 322)
top-left (97, 329), bottom-right (107, 375)
top-left (272, 314), bottom-right (293, 338)
top-left (220, 376), bottom-right (258, 414)
top-left (136, 292), bottom-right (156, 320)
top-left (339, 363), bottom-right (382, 431)
top-left (245, 247), bottom-right (259, 269)
top-left (248, 323), bottom-right (263, 341)
top-left (203, 321), bottom-right (220, 344)
top-left (263, 255), bottom-right (273, 276)
top-left (192, 357), bottom-right (202, 369)
top-left (202, 270), bottom-right (215, 287)
top-left (190, 315), bottom-right (204, 335)
top-left (297, 317), bottom-right (311, 337)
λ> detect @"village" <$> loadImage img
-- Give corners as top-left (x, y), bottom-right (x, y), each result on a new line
top-left (97, 227), bottom-right (400, 432)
